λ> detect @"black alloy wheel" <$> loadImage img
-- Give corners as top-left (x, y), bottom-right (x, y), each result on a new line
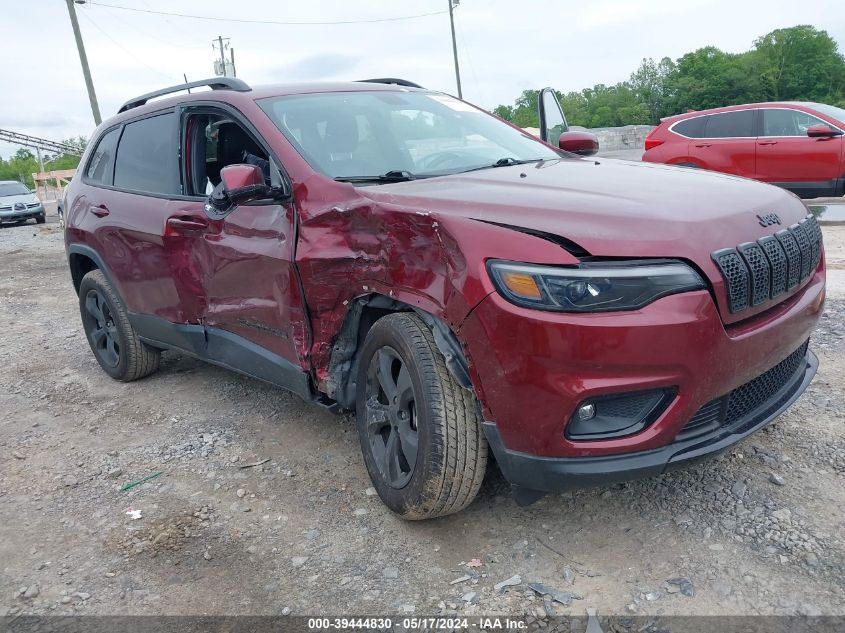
top-left (82, 288), bottom-right (121, 368)
top-left (363, 346), bottom-right (419, 489)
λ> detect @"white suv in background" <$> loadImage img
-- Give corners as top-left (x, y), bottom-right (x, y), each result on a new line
top-left (0, 180), bottom-right (45, 225)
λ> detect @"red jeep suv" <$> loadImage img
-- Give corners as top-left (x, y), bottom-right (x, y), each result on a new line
top-left (64, 78), bottom-right (825, 518)
top-left (642, 101), bottom-right (845, 198)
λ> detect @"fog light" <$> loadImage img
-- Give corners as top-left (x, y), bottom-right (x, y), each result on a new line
top-left (577, 403), bottom-right (596, 421)
top-left (566, 388), bottom-right (677, 440)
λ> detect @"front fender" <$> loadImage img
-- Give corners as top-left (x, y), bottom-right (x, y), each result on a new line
top-left (295, 191), bottom-right (578, 386)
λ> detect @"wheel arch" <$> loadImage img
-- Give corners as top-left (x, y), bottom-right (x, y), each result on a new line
top-left (68, 244), bottom-right (128, 303)
top-left (323, 293), bottom-right (472, 411)
top-left (670, 160), bottom-right (703, 169)
top-left (68, 244), bottom-right (109, 294)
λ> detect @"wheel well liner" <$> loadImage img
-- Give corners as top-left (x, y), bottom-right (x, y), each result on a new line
top-left (324, 294), bottom-right (472, 410)
top-left (68, 245), bottom-right (109, 294)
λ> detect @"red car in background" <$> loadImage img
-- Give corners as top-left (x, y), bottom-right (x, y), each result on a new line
top-left (642, 102), bottom-right (845, 198)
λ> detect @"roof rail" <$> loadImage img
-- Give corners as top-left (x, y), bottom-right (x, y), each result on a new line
top-left (118, 77), bottom-right (251, 114)
top-left (357, 78), bottom-right (424, 89)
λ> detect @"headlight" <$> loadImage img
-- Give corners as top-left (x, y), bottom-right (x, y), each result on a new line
top-left (487, 259), bottom-right (706, 312)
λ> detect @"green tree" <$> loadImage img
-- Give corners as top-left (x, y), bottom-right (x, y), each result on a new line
top-left (0, 150), bottom-right (39, 188)
top-left (491, 24), bottom-right (845, 129)
top-left (629, 57), bottom-right (676, 122)
top-left (509, 89), bottom-right (540, 128)
top-left (492, 104), bottom-right (514, 121)
top-left (752, 25), bottom-right (845, 101)
top-left (663, 46), bottom-right (765, 112)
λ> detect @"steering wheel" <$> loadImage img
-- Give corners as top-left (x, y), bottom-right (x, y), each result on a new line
top-left (417, 150), bottom-right (478, 171)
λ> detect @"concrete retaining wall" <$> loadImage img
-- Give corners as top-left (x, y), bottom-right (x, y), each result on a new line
top-left (523, 124), bottom-right (655, 161)
top-left (581, 125), bottom-right (655, 152)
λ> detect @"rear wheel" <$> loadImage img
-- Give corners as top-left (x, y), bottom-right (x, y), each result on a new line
top-left (78, 269), bottom-right (160, 381)
top-left (355, 313), bottom-right (487, 519)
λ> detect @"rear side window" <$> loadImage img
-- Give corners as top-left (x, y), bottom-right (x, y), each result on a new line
top-left (702, 111), bottom-right (754, 138)
top-left (85, 127), bottom-right (120, 185)
top-left (671, 116), bottom-right (707, 138)
top-left (113, 113), bottom-right (178, 195)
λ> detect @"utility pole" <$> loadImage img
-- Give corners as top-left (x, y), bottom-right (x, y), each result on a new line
top-left (217, 35), bottom-right (226, 73)
top-left (447, 0), bottom-right (462, 98)
top-left (212, 36), bottom-right (234, 77)
top-left (65, 0), bottom-right (101, 126)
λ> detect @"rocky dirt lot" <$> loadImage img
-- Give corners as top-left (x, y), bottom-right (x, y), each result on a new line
top-left (1, 217), bottom-right (843, 620)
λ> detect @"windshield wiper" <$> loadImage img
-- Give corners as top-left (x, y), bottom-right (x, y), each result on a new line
top-left (457, 157), bottom-right (547, 174)
top-left (335, 170), bottom-right (419, 184)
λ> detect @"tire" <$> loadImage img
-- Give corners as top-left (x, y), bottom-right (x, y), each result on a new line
top-left (354, 313), bottom-right (487, 519)
top-left (35, 214), bottom-right (46, 224)
top-left (78, 269), bottom-right (160, 381)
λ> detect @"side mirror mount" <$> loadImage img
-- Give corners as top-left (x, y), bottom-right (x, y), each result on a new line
top-left (807, 124), bottom-right (843, 138)
top-left (558, 131), bottom-right (600, 157)
top-left (205, 163), bottom-right (291, 218)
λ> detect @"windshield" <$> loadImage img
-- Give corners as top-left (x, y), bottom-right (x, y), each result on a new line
top-left (0, 182), bottom-right (30, 197)
top-left (808, 102), bottom-right (845, 124)
top-left (258, 91), bottom-right (560, 181)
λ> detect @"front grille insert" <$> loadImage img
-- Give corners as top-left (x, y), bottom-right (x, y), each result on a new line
top-left (713, 214), bottom-right (821, 314)
top-left (737, 243), bottom-right (770, 307)
top-left (712, 249), bottom-right (749, 313)
top-left (678, 340), bottom-right (809, 440)
top-left (757, 235), bottom-right (787, 298)
top-left (789, 222), bottom-right (812, 280)
top-left (775, 229), bottom-right (802, 290)
top-left (803, 217), bottom-right (822, 273)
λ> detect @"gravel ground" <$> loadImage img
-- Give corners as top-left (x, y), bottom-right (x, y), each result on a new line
top-left (1, 217), bottom-right (843, 619)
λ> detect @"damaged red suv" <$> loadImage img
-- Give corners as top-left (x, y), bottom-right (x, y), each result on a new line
top-left (64, 78), bottom-right (825, 518)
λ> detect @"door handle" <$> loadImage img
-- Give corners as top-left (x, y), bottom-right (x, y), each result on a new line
top-left (91, 204), bottom-right (110, 218)
top-left (758, 141), bottom-right (778, 146)
top-left (166, 215), bottom-right (209, 231)
top-left (694, 143), bottom-right (712, 148)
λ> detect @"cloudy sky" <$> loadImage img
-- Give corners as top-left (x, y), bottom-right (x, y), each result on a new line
top-left (3, 0), bottom-right (844, 158)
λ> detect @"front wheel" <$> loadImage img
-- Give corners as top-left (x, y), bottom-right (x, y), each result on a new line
top-left (354, 313), bottom-right (487, 519)
top-left (35, 214), bottom-right (46, 224)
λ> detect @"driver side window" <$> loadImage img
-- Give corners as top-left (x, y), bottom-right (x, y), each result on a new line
top-left (183, 111), bottom-right (271, 196)
top-left (761, 109), bottom-right (828, 137)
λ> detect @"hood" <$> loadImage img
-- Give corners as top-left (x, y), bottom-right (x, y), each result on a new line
top-left (359, 157), bottom-right (813, 323)
top-left (0, 192), bottom-right (39, 207)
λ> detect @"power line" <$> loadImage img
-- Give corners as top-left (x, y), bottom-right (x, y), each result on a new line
top-left (96, 3), bottom-right (206, 51)
top-left (88, 2), bottom-right (448, 26)
top-left (78, 11), bottom-right (181, 82)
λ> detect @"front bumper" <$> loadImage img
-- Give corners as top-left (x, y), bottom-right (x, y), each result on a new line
top-left (484, 348), bottom-right (817, 496)
top-left (0, 204), bottom-right (44, 222)
top-left (460, 257), bottom-right (824, 475)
